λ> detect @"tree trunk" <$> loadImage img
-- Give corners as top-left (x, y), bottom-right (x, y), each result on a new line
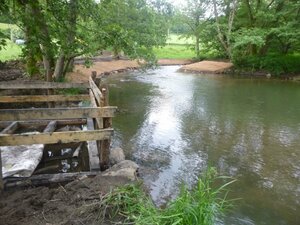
top-left (53, 53), bottom-right (65, 81)
top-left (28, 1), bottom-right (54, 80)
top-left (212, 0), bottom-right (236, 59)
top-left (195, 36), bottom-right (200, 59)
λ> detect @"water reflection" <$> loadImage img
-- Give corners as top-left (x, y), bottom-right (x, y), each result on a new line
top-left (107, 66), bottom-right (300, 225)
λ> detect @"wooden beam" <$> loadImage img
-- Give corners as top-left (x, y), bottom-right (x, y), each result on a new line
top-left (89, 76), bottom-right (103, 106)
top-left (43, 121), bottom-right (57, 133)
top-left (0, 121), bottom-right (19, 134)
top-left (89, 89), bottom-right (103, 129)
top-left (0, 95), bottom-right (90, 103)
top-left (0, 81), bottom-right (89, 89)
top-left (0, 149), bottom-right (3, 191)
top-left (0, 128), bottom-right (113, 146)
top-left (86, 118), bottom-right (100, 171)
top-left (0, 119), bottom-right (87, 129)
top-left (0, 106), bottom-right (116, 121)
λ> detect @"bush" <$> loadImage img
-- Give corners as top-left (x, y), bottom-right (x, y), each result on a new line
top-left (233, 54), bottom-right (300, 76)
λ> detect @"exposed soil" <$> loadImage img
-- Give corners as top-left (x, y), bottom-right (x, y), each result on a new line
top-left (158, 59), bottom-right (193, 66)
top-left (0, 60), bottom-right (24, 81)
top-left (179, 60), bottom-right (233, 74)
top-left (0, 175), bottom-right (133, 225)
top-left (67, 60), bottom-right (140, 82)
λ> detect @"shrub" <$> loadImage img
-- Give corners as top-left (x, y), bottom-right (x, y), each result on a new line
top-left (233, 54), bottom-right (300, 76)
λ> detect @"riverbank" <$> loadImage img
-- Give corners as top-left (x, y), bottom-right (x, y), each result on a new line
top-left (67, 58), bottom-right (193, 82)
top-left (0, 175), bottom-right (134, 225)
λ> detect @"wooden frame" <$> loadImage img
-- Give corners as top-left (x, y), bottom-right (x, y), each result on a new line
top-left (0, 72), bottom-right (116, 189)
top-left (0, 94), bottom-right (90, 103)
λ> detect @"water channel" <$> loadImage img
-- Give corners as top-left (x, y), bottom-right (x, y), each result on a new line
top-left (106, 66), bottom-right (300, 225)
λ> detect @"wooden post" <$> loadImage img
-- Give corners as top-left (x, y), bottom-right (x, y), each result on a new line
top-left (100, 86), bottom-right (111, 170)
top-left (0, 148), bottom-right (3, 191)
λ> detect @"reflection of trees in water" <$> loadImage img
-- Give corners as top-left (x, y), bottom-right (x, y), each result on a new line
top-left (180, 80), bottom-right (300, 221)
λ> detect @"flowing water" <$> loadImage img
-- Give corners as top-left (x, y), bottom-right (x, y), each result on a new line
top-left (106, 66), bottom-right (300, 225)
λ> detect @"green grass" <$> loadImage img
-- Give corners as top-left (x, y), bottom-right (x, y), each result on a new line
top-left (154, 44), bottom-right (195, 59)
top-left (166, 34), bottom-right (194, 45)
top-left (0, 22), bottom-right (18, 30)
top-left (0, 39), bottom-right (22, 61)
top-left (102, 168), bottom-right (236, 225)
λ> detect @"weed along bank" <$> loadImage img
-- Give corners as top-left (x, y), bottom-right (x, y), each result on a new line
top-left (0, 72), bottom-right (134, 189)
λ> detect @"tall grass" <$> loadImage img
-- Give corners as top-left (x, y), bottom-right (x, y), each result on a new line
top-left (102, 168), bottom-right (236, 225)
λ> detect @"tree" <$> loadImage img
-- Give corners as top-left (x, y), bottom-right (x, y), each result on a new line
top-left (1, 0), bottom-right (168, 80)
top-left (180, 0), bottom-right (208, 59)
top-left (212, 0), bottom-right (238, 59)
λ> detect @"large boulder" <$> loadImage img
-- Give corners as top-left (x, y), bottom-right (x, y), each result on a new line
top-left (109, 147), bottom-right (125, 165)
top-left (102, 160), bottom-right (139, 181)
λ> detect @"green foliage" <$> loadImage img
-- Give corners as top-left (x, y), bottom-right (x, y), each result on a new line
top-left (234, 54), bottom-right (300, 76)
top-left (103, 168), bottom-right (236, 225)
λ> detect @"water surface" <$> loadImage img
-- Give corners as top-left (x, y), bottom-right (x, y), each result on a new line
top-left (106, 66), bottom-right (300, 225)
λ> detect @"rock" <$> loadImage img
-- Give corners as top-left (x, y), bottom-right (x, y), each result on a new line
top-left (102, 160), bottom-right (139, 181)
top-left (109, 147), bottom-right (125, 165)
top-left (266, 73), bottom-right (271, 79)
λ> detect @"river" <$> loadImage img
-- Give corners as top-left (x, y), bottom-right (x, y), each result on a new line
top-left (106, 66), bottom-right (300, 225)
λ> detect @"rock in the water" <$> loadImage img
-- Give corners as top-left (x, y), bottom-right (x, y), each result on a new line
top-left (102, 160), bottom-right (138, 181)
top-left (109, 147), bottom-right (125, 165)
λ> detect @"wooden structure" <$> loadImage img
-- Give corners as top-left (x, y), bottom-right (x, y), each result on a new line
top-left (0, 73), bottom-right (116, 189)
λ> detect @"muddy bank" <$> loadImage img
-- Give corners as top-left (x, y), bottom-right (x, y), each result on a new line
top-left (0, 175), bottom-right (133, 225)
top-left (1, 158), bottom-right (139, 225)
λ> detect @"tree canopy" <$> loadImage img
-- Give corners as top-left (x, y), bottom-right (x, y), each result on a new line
top-left (0, 0), bottom-right (168, 79)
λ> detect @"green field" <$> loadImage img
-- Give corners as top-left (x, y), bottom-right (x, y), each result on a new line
top-left (154, 34), bottom-right (196, 59)
top-left (0, 22), bottom-right (18, 30)
top-left (154, 44), bottom-right (195, 59)
top-left (0, 39), bottom-right (22, 61)
top-left (0, 23), bottom-right (22, 61)
top-left (166, 34), bottom-right (194, 45)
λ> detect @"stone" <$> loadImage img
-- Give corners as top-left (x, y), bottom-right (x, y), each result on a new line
top-left (102, 160), bottom-right (139, 181)
top-left (109, 147), bottom-right (125, 165)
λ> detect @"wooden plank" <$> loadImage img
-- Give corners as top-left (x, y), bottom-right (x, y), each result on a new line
top-left (0, 121), bottom-right (19, 134)
top-left (43, 121), bottom-right (57, 133)
top-left (0, 106), bottom-right (117, 121)
top-left (89, 89), bottom-right (103, 129)
top-left (86, 118), bottom-right (100, 171)
top-left (0, 128), bottom-right (113, 146)
top-left (0, 119), bottom-right (87, 129)
top-left (0, 148), bottom-right (3, 191)
top-left (0, 95), bottom-right (90, 103)
top-left (0, 81), bottom-right (89, 89)
top-left (89, 76), bottom-right (103, 106)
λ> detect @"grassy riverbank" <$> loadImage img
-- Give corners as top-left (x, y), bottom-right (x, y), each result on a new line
top-left (103, 168), bottom-right (235, 225)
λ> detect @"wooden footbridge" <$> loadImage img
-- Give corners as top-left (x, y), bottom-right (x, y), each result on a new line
top-left (0, 72), bottom-right (116, 189)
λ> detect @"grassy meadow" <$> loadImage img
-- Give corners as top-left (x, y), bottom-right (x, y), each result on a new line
top-left (154, 33), bottom-right (196, 59)
top-left (0, 23), bottom-right (22, 61)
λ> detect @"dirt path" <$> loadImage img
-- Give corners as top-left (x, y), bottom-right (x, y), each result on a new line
top-left (180, 60), bottom-right (233, 73)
